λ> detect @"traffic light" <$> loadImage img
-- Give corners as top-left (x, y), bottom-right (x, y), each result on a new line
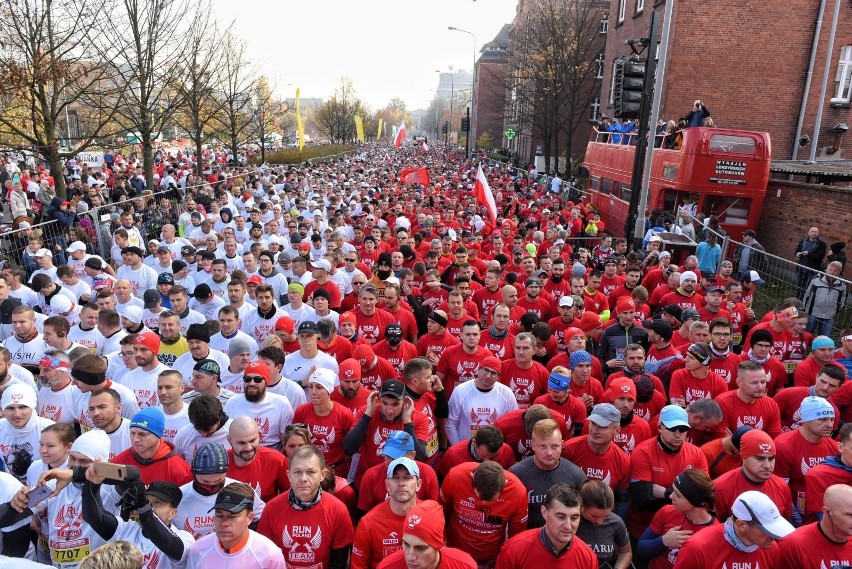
top-left (461, 117), bottom-right (470, 132)
top-left (613, 58), bottom-right (645, 119)
top-left (442, 122), bottom-right (448, 134)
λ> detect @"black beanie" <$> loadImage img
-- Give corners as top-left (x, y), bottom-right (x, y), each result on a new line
top-left (750, 329), bottom-right (774, 347)
top-left (186, 323), bottom-right (211, 343)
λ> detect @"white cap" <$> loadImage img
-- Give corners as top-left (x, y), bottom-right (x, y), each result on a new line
top-left (559, 296), bottom-right (575, 307)
top-left (1, 384), bottom-right (37, 410)
top-left (33, 248), bottom-right (52, 257)
top-left (49, 295), bottom-right (73, 313)
top-left (66, 241), bottom-right (87, 253)
top-left (649, 235), bottom-right (663, 243)
top-left (731, 491), bottom-right (795, 539)
top-left (310, 258), bottom-right (332, 272)
top-left (659, 250), bottom-right (672, 258)
top-left (122, 305), bottom-right (144, 324)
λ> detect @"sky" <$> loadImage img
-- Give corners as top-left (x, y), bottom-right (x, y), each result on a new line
top-left (210, 0), bottom-right (518, 111)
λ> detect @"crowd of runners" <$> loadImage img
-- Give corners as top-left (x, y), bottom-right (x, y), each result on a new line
top-left (0, 140), bottom-right (849, 569)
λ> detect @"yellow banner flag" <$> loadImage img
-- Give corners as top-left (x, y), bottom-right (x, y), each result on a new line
top-left (295, 88), bottom-right (305, 152)
top-left (354, 115), bottom-right (365, 142)
top-left (377, 118), bottom-right (383, 139)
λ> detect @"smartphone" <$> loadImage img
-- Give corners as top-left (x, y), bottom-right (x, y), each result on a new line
top-left (92, 462), bottom-right (131, 481)
top-left (616, 348), bottom-right (624, 360)
top-left (27, 485), bottom-right (52, 508)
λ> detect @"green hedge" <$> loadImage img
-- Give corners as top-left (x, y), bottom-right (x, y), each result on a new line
top-left (250, 145), bottom-right (357, 165)
top-left (487, 152), bottom-right (511, 163)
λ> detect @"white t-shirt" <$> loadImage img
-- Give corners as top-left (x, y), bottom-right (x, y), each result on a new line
top-left (175, 477), bottom-right (265, 540)
top-left (113, 516), bottom-right (195, 569)
top-left (187, 530), bottom-right (285, 569)
top-left (161, 404), bottom-right (189, 444)
top-left (189, 296), bottom-right (226, 321)
top-left (4, 334), bottom-right (51, 369)
top-left (37, 382), bottom-right (80, 425)
top-left (209, 331), bottom-right (258, 361)
top-left (283, 351), bottom-right (339, 388)
top-left (116, 264), bottom-right (159, 296)
top-left (173, 419), bottom-right (233, 462)
top-left (115, 297), bottom-right (144, 315)
top-left (446, 380), bottom-right (520, 445)
top-left (60, 279), bottom-right (92, 303)
top-left (223, 393), bottom-right (293, 448)
top-left (267, 376), bottom-right (307, 409)
top-left (116, 363), bottom-right (171, 408)
top-left (281, 303), bottom-right (316, 329)
top-left (178, 310), bottom-right (206, 335)
top-left (0, 415), bottom-right (55, 481)
top-left (67, 325), bottom-right (104, 354)
top-left (241, 307), bottom-right (284, 344)
top-left (8, 285), bottom-right (39, 307)
top-left (104, 418), bottom-right (132, 460)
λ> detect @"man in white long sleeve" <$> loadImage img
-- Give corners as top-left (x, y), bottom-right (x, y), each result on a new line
top-left (446, 355), bottom-right (518, 445)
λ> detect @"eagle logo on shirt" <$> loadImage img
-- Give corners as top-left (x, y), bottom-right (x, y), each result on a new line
top-left (282, 525), bottom-right (323, 562)
top-left (142, 550), bottom-right (159, 569)
top-left (255, 417), bottom-right (271, 442)
top-left (53, 504), bottom-right (84, 539)
top-left (40, 405), bottom-right (62, 422)
top-left (735, 416), bottom-right (765, 431)
top-left (469, 408), bottom-right (498, 433)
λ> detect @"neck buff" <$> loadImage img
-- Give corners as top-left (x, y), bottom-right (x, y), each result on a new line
top-left (723, 518), bottom-right (759, 553)
top-left (747, 349), bottom-right (770, 365)
top-left (288, 488), bottom-right (322, 511)
top-left (710, 343), bottom-right (731, 358)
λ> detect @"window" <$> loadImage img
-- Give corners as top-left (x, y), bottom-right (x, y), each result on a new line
top-left (589, 176), bottom-right (601, 191)
top-left (618, 0), bottom-right (626, 22)
top-left (834, 45), bottom-right (852, 102)
top-left (601, 178), bottom-right (612, 195)
top-left (595, 53), bottom-right (605, 79)
top-left (590, 97), bottom-right (601, 121)
top-left (636, 0), bottom-right (644, 13)
top-left (599, 14), bottom-right (608, 34)
top-left (710, 134), bottom-right (756, 154)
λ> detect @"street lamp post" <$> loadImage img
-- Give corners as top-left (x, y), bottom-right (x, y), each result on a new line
top-left (436, 70), bottom-right (454, 145)
top-left (448, 26), bottom-right (476, 157)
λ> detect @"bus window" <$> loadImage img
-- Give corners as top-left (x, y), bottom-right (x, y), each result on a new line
top-left (710, 134), bottom-right (756, 154)
top-left (601, 178), bottom-right (612, 195)
top-left (589, 176), bottom-right (600, 191)
top-left (621, 187), bottom-right (632, 203)
top-left (612, 181), bottom-right (621, 199)
top-left (702, 196), bottom-right (752, 226)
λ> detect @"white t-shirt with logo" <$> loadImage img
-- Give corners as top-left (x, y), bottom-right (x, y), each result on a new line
top-left (116, 363), bottom-right (171, 408)
top-left (38, 382), bottom-right (81, 426)
top-left (223, 393), bottom-right (293, 448)
top-left (174, 476), bottom-right (265, 540)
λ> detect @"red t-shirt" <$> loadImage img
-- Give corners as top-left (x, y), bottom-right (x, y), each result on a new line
top-left (707, 352), bottom-right (741, 388)
top-left (743, 322), bottom-right (795, 364)
top-left (354, 308), bottom-right (397, 345)
top-left (352, 501), bottom-right (405, 569)
top-left (646, 505), bottom-right (719, 569)
top-left (543, 278), bottom-right (572, 306)
top-left (479, 327), bottom-right (516, 360)
top-left (567, 377), bottom-right (606, 408)
top-left (319, 335), bottom-right (354, 364)
top-left (547, 352), bottom-right (604, 381)
top-left (515, 296), bottom-right (554, 322)
top-left (579, 415), bottom-right (652, 455)
top-left (472, 287), bottom-right (503, 326)
top-left (495, 528), bottom-right (598, 569)
top-left (657, 290), bottom-right (705, 313)
top-left (304, 280), bottom-right (342, 309)
top-left (499, 359), bottom-right (550, 409)
top-left (697, 307), bottom-right (732, 324)
top-left (440, 462), bottom-right (529, 564)
top-left (385, 307), bottom-right (419, 343)
top-left (831, 381), bottom-right (852, 423)
top-left (418, 330), bottom-right (461, 363)
top-left (669, 369), bottom-right (728, 406)
top-left (775, 386), bottom-right (841, 432)
top-left (532, 393), bottom-right (588, 435)
top-left (356, 459), bottom-right (440, 512)
top-left (226, 447), bottom-right (290, 503)
top-left (714, 468), bottom-right (792, 522)
top-left (354, 410), bottom-right (431, 484)
top-left (373, 340), bottom-right (419, 376)
top-left (740, 352), bottom-right (788, 395)
top-left (600, 274), bottom-right (626, 297)
top-left (437, 439), bottom-right (517, 478)
top-left (628, 437), bottom-right (709, 537)
top-left (777, 520), bottom-right (852, 569)
top-left (805, 460), bottom-right (852, 522)
top-left (561, 436), bottom-right (630, 490)
top-left (794, 356), bottom-right (847, 387)
top-left (583, 289), bottom-right (609, 315)
top-left (293, 402), bottom-right (355, 477)
top-left (701, 437), bottom-right (742, 479)
top-left (257, 492), bottom-right (354, 569)
top-left (437, 344), bottom-right (490, 396)
top-left (359, 356), bottom-right (400, 391)
top-left (774, 429), bottom-right (838, 521)
top-left (673, 523), bottom-right (780, 569)
top-left (714, 390), bottom-right (783, 438)
top-left (330, 386), bottom-right (371, 418)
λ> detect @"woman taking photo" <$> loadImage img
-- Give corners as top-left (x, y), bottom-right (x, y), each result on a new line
top-left (576, 479), bottom-right (632, 569)
top-left (638, 467), bottom-right (718, 569)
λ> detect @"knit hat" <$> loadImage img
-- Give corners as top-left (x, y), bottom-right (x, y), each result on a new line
top-left (686, 343), bottom-right (712, 366)
top-left (608, 377), bottom-right (637, 402)
top-left (577, 312), bottom-right (602, 333)
top-left (812, 336), bottom-right (835, 350)
top-left (616, 298), bottom-right (636, 314)
top-left (353, 344), bottom-right (376, 368)
top-left (680, 271), bottom-right (698, 285)
top-left (799, 396), bottom-right (835, 423)
top-left (1, 384), bottom-right (37, 410)
top-left (130, 407), bottom-right (165, 439)
top-left (171, 260), bottom-right (187, 274)
top-left (749, 329), bottom-right (774, 347)
top-left (339, 312), bottom-right (357, 327)
top-left (275, 315), bottom-right (295, 333)
top-left (244, 361), bottom-right (270, 383)
top-left (122, 306), bottom-right (144, 325)
top-left (157, 272), bottom-right (175, 285)
top-left (309, 368), bottom-right (336, 393)
top-left (71, 429), bottom-right (110, 462)
top-left (569, 350), bottom-right (592, 370)
top-left (339, 358), bottom-right (361, 380)
top-left (186, 323), bottom-right (211, 343)
top-left (739, 429), bottom-right (776, 459)
top-left (480, 356), bottom-right (502, 375)
top-left (193, 359), bottom-right (220, 376)
top-left (134, 332), bottom-right (161, 355)
top-left (192, 442), bottom-right (229, 474)
top-left (404, 500), bottom-right (445, 551)
top-left (228, 338), bottom-right (252, 358)
top-left (288, 282), bottom-right (304, 296)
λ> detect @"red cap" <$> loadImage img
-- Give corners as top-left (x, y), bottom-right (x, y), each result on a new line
top-left (247, 274), bottom-right (263, 285)
top-left (564, 327), bottom-right (585, 340)
top-left (740, 429), bottom-right (776, 459)
top-left (339, 358), bottom-right (362, 380)
top-left (339, 312), bottom-right (357, 327)
top-left (480, 356), bottom-right (502, 374)
top-left (608, 377), bottom-right (637, 402)
top-left (467, 241), bottom-right (481, 251)
top-left (404, 500), bottom-right (445, 551)
top-left (577, 312), bottom-right (602, 333)
top-left (352, 344), bottom-right (375, 368)
top-left (61, 200), bottom-right (70, 206)
top-left (134, 332), bottom-right (161, 355)
top-left (297, 243), bottom-right (311, 252)
top-left (275, 315), bottom-right (294, 333)
top-left (244, 361), bottom-right (270, 383)
top-left (616, 298), bottom-right (636, 314)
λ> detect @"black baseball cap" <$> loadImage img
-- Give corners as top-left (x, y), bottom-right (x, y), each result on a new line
top-left (145, 481), bottom-right (182, 507)
top-left (181, 245), bottom-right (196, 256)
top-left (208, 489), bottom-right (254, 513)
top-left (380, 379), bottom-right (405, 400)
top-left (297, 321), bottom-right (318, 335)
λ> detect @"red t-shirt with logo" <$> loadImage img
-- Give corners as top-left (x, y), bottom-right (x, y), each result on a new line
top-left (352, 501), bottom-right (405, 569)
top-left (293, 402), bottom-right (355, 477)
top-left (418, 331), bottom-right (461, 363)
top-left (494, 409), bottom-right (571, 461)
top-left (472, 287), bottom-right (503, 326)
top-left (226, 447), bottom-right (290, 503)
top-left (532, 393), bottom-right (587, 435)
top-left (669, 369), bottom-right (728, 406)
top-left (437, 344), bottom-right (489, 396)
top-left (714, 390), bottom-right (783, 438)
top-left (359, 357), bottom-right (400, 392)
top-left (647, 505), bottom-right (719, 569)
top-left (356, 460), bottom-right (440, 512)
top-left (499, 359), bottom-right (550, 409)
top-left (713, 468), bottom-right (792, 521)
top-left (775, 386), bottom-right (841, 432)
top-left (774, 429), bottom-right (838, 521)
top-left (354, 308), bottom-right (397, 345)
top-left (740, 352), bottom-right (788, 395)
top-left (373, 340), bottom-right (418, 376)
top-left (354, 410), bottom-right (431, 484)
top-left (330, 386), bottom-right (371, 418)
top-left (562, 436), bottom-right (630, 490)
top-left (674, 523), bottom-right (780, 569)
top-left (479, 328), bottom-right (516, 360)
top-left (776, 519), bottom-right (852, 569)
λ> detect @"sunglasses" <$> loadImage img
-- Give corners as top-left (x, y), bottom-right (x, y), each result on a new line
top-left (663, 424), bottom-right (690, 434)
top-left (243, 375), bottom-right (265, 383)
top-left (345, 258), bottom-right (357, 262)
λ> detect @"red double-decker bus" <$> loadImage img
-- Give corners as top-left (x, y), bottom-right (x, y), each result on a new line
top-left (582, 127), bottom-right (771, 238)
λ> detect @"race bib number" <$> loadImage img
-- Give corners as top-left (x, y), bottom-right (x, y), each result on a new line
top-left (425, 435), bottom-right (439, 456)
top-left (51, 539), bottom-right (90, 564)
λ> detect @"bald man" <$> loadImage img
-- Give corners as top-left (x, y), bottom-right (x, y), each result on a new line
top-left (113, 279), bottom-right (143, 315)
top-left (226, 416), bottom-right (290, 502)
top-left (778, 484), bottom-right (852, 569)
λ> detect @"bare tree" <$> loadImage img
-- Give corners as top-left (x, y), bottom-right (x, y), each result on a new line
top-left (214, 30), bottom-right (258, 165)
top-left (99, 0), bottom-right (193, 190)
top-left (174, 5), bottom-right (224, 176)
top-left (0, 0), bottom-right (125, 196)
top-left (314, 78), bottom-right (366, 144)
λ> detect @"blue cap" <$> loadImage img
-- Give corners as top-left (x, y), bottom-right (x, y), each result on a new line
top-left (381, 430), bottom-right (414, 459)
top-left (130, 407), bottom-right (165, 439)
top-left (659, 405), bottom-right (690, 429)
top-left (548, 371), bottom-right (570, 391)
top-left (570, 350), bottom-right (592, 370)
top-left (799, 396), bottom-right (835, 422)
top-left (812, 336), bottom-right (836, 350)
top-left (387, 456), bottom-right (420, 478)
top-left (192, 442), bottom-right (229, 474)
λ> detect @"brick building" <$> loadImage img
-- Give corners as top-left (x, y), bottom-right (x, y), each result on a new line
top-left (472, 24), bottom-right (511, 152)
top-left (601, 0), bottom-right (852, 160)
